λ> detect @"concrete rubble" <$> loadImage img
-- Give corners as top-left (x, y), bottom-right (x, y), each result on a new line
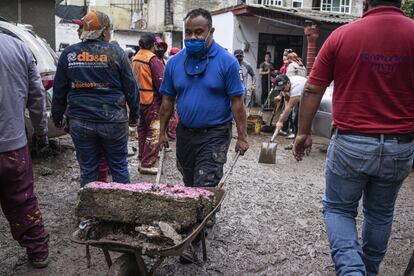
top-left (76, 182), bottom-right (216, 230)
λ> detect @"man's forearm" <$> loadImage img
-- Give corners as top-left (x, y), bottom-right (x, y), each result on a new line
top-left (159, 96), bottom-right (175, 135)
top-left (298, 84), bottom-right (326, 135)
top-left (231, 95), bottom-right (247, 138)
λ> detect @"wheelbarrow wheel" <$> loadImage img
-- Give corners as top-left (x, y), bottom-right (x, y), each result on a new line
top-left (107, 254), bottom-right (140, 276)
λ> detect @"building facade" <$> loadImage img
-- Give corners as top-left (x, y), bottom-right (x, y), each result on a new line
top-left (56, 0), bottom-right (225, 51)
top-left (0, 0), bottom-right (56, 49)
top-left (211, 2), bottom-right (361, 103)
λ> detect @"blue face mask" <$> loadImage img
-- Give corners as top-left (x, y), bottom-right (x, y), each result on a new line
top-left (184, 38), bottom-right (206, 55)
top-left (184, 31), bottom-right (211, 55)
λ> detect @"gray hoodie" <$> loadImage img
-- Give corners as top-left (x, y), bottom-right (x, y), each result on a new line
top-left (0, 33), bottom-right (47, 153)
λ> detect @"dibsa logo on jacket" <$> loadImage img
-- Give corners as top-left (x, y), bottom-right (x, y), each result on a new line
top-left (67, 51), bottom-right (108, 68)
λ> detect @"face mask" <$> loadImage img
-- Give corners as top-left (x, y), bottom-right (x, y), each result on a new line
top-left (184, 31), bottom-right (210, 55)
top-left (155, 50), bottom-right (164, 58)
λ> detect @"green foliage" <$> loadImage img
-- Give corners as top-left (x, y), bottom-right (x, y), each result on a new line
top-left (402, 0), bottom-right (414, 18)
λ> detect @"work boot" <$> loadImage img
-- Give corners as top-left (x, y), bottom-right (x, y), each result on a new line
top-left (29, 256), bottom-right (49, 269)
top-left (139, 165), bottom-right (158, 175)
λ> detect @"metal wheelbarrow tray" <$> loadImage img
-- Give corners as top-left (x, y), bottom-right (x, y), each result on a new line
top-left (70, 187), bottom-right (225, 276)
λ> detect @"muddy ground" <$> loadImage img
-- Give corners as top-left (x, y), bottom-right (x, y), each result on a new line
top-left (1, 129), bottom-right (413, 276)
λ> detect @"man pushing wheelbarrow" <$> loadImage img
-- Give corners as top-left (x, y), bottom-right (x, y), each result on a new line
top-left (158, 8), bottom-right (249, 262)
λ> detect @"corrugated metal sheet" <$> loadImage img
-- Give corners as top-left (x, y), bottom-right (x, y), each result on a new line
top-left (260, 6), bottom-right (359, 24)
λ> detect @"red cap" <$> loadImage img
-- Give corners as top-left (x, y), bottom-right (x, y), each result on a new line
top-left (169, 47), bottom-right (180, 56)
top-left (155, 36), bottom-right (168, 52)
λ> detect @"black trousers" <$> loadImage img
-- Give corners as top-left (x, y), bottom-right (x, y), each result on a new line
top-left (261, 76), bottom-right (269, 105)
top-left (176, 122), bottom-right (232, 187)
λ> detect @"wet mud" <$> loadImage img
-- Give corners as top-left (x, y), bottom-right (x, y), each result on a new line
top-left (0, 132), bottom-right (413, 276)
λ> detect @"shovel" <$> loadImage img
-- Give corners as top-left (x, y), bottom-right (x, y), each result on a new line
top-left (258, 128), bottom-right (280, 164)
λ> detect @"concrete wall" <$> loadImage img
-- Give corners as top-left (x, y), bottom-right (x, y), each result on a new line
top-left (0, 0), bottom-right (56, 48)
top-left (145, 0), bottom-right (223, 33)
top-left (89, 3), bottom-right (133, 30)
top-left (112, 31), bottom-right (142, 48)
top-left (212, 12), bottom-right (235, 53)
top-left (55, 17), bottom-right (81, 51)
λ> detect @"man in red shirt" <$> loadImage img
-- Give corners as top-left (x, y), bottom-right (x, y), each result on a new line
top-left (293, 0), bottom-right (414, 275)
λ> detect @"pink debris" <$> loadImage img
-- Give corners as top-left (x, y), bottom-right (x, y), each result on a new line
top-left (84, 182), bottom-right (214, 200)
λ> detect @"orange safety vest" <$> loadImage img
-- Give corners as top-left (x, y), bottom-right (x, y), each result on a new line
top-left (132, 49), bottom-right (156, 105)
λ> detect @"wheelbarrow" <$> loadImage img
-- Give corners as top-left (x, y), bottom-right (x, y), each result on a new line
top-left (405, 248), bottom-right (414, 276)
top-left (70, 153), bottom-right (240, 276)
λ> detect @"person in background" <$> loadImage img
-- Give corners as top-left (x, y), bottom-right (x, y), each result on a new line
top-left (273, 74), bottom-right (307, 149)
top-left (132, 33), bottom-right (165, 175)
top-left (279, 48), bottom-right (293, 75)
top-left (155, 36), bottom-right (168, 65)
top-left (233, 49), bottom-right (256, 107)
top-left (293, 0), bottom-right (414, 274)
top-left (259, 52), bottom-right (274, 107)
top-left (285, 52), bottom-right (307, 77)
top-left (0, 33), bottom-right (50, 268)
top-left (53, 11), bottom-right (139, 186)
top-left (154, 36), bottom-right (179, 142)
top-left (169, 47), bottom-right (180, 57)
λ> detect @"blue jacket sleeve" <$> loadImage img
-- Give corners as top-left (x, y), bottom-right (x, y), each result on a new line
top-left (52, 50), bottom-right (69, 123)
top-left (120, 52), bottom-right (140, 119)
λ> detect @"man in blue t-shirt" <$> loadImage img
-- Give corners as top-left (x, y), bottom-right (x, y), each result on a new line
top-left (159, 8), bottom-right (248, 189)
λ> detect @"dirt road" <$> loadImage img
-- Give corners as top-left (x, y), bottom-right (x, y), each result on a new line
top-left (1, 133), bottom-right (413, 276)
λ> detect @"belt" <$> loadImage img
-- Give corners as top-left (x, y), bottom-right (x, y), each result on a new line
top-left (335, 129), bottom-right (414, 143)
top-left (179, 122), bottom-right (231, 133)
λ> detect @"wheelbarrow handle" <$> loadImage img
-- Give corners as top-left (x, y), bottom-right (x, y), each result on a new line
top-left (218, 152), bottom-right (240, 189)
top-left (155, 144), bottom-right (167, 187)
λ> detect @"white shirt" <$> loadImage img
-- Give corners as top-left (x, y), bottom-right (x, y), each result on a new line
top-left (289, 75), bottom-right (307, 97)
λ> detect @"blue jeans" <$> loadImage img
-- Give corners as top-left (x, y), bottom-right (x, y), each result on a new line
top-left (323, 132), bottom-right (414, 276)
top-left (69, 119), bottom-right (130, 186)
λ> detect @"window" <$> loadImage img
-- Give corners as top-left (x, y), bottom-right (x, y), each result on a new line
top-left (321, 0), bottom-right (351, 13)
top-left (164, 0), bottom-right (173, 26)
top-left (262, 0), bottom-right (283, 7)
top-left (292, 0), bottom-right (303, 8)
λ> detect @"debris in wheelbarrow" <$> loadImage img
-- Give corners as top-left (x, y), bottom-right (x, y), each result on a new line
top-left (77, 220), bottom-right (185, 254)
top-left (71, 154), bottom-right (240, 275)
top-left (76, 182), bottom-right (216, 230)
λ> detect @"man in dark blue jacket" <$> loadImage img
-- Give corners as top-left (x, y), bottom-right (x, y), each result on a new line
top-left (52, 11), bottom-right (139, 186)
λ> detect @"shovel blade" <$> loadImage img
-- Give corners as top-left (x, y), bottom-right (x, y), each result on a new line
top-left (258, 142), bottom-right (277, 164)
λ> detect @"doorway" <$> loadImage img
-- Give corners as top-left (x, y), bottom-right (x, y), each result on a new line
top-left (257, 33), bottom-right (304, 70)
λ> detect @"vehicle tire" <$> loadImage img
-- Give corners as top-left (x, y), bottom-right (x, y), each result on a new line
top-left (106, 254), bottom-right (140, 276)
